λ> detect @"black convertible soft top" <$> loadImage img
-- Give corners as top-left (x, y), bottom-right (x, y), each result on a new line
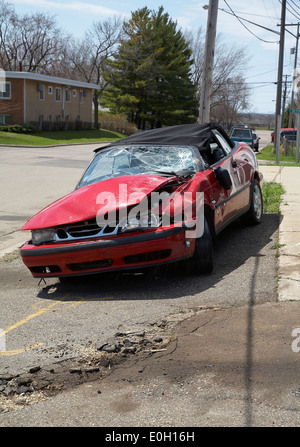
top-left (94, 123), bottom-right (235, 153)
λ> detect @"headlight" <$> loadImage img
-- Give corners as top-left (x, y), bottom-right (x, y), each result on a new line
top-left (31, 228), bottom-right (55, 246)
top-left (120, 212), bottom-right (160, 233)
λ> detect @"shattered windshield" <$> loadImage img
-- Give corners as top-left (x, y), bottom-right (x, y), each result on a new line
top-left (77, 145), bottom-right (200, 188)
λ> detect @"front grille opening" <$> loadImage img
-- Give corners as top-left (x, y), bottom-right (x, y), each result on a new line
top-left (102, 225), bottom-right (118, 234)
top-left (54, 218), bottom-right (119, 241)
top-left (67, 258), bottom-right (113, 271)
top-left (30, 265), bottom-right (61, 274)
top-left (56, 229), bottom-right (68, 239)
top-left (67, 222), bottom-right (100, 238)
top-left (124, 249), bottom-right (171, 264)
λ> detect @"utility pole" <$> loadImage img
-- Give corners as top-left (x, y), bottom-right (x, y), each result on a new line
top-left (198, 0), bottom-right (219, 124)
top-left (281, 74), bottom-right (289, 127)
top-left (275, 0), bottom-right (286, 164)
top-left (288, 22), bottom-right (299, 128)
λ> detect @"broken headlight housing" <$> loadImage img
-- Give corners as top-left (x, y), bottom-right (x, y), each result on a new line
top-left (31, 228), bottom-right (55, 246)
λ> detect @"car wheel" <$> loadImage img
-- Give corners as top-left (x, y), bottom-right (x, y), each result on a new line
top-left (240, 179), bottom-right (263, 225)
top-left (189, 217), bottom-right (214, 274)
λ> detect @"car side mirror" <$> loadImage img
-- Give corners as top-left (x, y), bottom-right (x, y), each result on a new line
top-left (213, 166), bottom-right (232, 190)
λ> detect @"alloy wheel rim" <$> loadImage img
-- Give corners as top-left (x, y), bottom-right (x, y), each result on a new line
top-left (253, 185), bottom-right (262, 219)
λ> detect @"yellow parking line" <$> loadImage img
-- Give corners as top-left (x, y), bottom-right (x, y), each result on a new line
top-left (3, 300), bottom-right (65, 335)
top-left (0, 296), bottom-right (85, 356)
top-left (0, 295), bottom-right (114, 356)
top-left (0, 343), bottom-right (44, 356)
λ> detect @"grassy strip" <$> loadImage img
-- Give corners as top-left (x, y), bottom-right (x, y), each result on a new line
top-left (262, 181), bottom-right (285, 214)
top-left (257, 144), bottom-right (300, 166)
top-left (0, 129), bottom-right (125, 146)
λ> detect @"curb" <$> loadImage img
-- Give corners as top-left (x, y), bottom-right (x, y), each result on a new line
top-left (0, 141), bottom-right (113, 149)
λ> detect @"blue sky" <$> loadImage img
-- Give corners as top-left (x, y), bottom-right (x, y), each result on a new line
top-left (7, 0), bottom-right (300, 114)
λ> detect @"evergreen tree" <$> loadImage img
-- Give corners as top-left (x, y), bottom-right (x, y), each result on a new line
top-left (102, 7), bottom-right (197, 129)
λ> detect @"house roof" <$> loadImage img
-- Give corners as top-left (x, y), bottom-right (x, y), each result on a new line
top-left (4, 71), bottom-right (100, 90)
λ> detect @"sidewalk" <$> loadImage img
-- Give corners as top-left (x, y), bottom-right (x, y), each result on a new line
top-left (261, 165), bottom-right (300, 301)
top-left (1, 165), bottom-right (300, 427)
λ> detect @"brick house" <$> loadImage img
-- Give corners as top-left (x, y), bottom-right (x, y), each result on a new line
top-left (0, 71), bottom-right (100, 129)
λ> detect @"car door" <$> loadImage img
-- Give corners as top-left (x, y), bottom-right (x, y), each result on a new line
top-left (210, 131), bottom-right (248, 232)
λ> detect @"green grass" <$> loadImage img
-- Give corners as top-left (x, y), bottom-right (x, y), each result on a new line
top-left (257, 143), bottom-right (300, 166)
top-left (0, 128), bottom-right (125, 146)
top-left (262, 181), bottom-right (285, 214)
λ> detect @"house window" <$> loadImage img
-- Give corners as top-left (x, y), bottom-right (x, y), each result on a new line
top-left (0, 114), bottom-right (12, 124)
top-left (55, 87), bottom-right (61, 102)
top-left (48, 86), bottom-right (53, 95)
top-left (0, 82), bottom-right (11, 99)
top-left (65, 88), bottom-right (71, 103)
top-left (73, 89), bottom-right (77, 98)
top-left (39, 85), bottom-right (45, 101)
top-left (79, 90), bottom-right (83, 104)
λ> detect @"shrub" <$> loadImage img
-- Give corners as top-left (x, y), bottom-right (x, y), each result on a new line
top-left (0, 123), bottom-right (35, 133)
top-left (98, 112), bottom-right (137, 135)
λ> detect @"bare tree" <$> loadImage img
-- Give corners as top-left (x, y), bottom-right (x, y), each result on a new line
top-left (64, 16), bottom-right (124, 128)
top-left (186, 27), bottom-right (205, 89)
top-left (210, 75), bottom-right (250, 128)
top-left (0, 0), bottom-right (17, 70)
top-left (0, 0), bottom-right (67, 73)
top-left (187, 28), bottom-right (251, 125)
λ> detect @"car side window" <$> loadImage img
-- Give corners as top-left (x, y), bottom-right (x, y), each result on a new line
top-left (213, 131), bottom-right (232, 156)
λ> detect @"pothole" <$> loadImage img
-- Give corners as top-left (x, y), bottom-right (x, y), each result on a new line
top-left (0, 305), bottom-right (217, 413)
top-left (0, 322), bottom-right (173, 413)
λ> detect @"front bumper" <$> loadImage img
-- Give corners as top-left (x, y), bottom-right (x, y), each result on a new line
top-left (20, 226), bottom-right (194, 278)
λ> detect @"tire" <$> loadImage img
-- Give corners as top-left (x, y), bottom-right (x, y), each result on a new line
top-left (240, 179), bottom-right (263, 225)
top-left (189, 217), bottom-right (214, 274)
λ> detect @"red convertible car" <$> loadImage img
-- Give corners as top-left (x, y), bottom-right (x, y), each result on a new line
top-left (20, 123), bottom-right (263, 280)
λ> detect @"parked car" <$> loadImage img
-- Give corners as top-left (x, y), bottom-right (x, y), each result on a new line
top-left (229, 126), bottom-right (254, 149)
top-left (271, 128), bottom-right (297, 143)
top-left (252, 132), bottom-right (260, 151)
top-left (282, 129), bottom-right (297, 142)
top-left (20, 123), bottom-right (263, 280)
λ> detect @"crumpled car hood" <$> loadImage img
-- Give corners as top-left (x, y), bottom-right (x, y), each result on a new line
top-left (22, 174), bottom-right (177, 230)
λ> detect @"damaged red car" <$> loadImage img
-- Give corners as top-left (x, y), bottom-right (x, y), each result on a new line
top-left (20, 123), bottom-right (263, 280)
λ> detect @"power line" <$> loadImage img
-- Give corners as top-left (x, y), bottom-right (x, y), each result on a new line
top-left (279, 0), bottom-right (300, 21)
top-left (220, 7), bottom-right (280, 36)
top-left (222, 9), bottom-right (277, 20)
top-left (263, 0), bottom-right (278, 21)
top-left (290, 0), bottom-right (300, 11)
top-left (245, 63), bottom-right (291, 79)
top-left (286, 0), bottom-right (300, 20)
top-left (222, 2), bottom-right (297, 41)
top-left (250, 83), bottom-right (278, 90)
top-left (287, 0), bottom-right (300, 15)
top-left (222, 1), bottom-right (279, 43)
